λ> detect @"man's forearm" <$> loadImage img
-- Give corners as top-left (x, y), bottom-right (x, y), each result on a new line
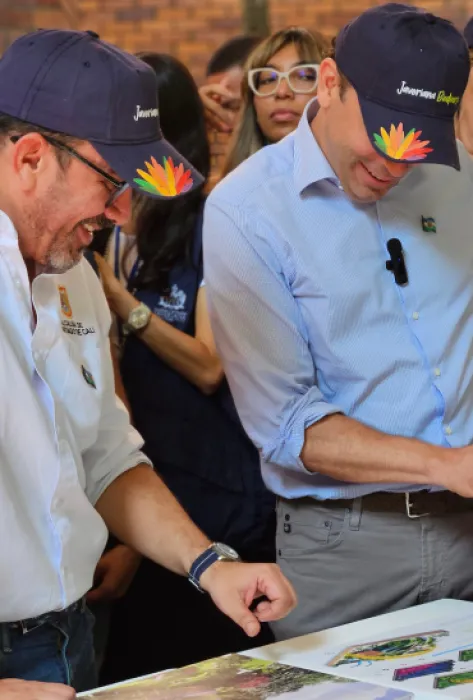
top-left (301, 414), bottom-right (452, 486)
top-left (95, 465), bottom-right (210, 575)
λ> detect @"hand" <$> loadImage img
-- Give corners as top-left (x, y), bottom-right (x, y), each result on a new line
top-left (93, 252), bottom-right (124, 308)
top-left (87, 545), bottom-right (141, 603)
top-left (0, 679), bottom-right (75, 699)
top-left (200, 561), bottom-right (297, 638)
top-left (199, 84), bottom-right (241, 133)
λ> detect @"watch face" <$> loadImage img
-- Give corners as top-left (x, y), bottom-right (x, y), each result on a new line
top-left (131, 304), bottom-right (150, 329)
top-left (213, 543), bottom-right (239, 560)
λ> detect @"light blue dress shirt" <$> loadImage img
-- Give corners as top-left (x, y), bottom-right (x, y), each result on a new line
top-left (203, 99), bottom-right (473, 500)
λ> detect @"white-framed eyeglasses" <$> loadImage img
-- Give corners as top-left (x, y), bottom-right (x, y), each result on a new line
top-left (248, 64), bottom-right (319, 97)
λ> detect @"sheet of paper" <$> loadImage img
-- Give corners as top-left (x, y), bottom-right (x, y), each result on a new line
top-left (78, 653), bottom-right (414, 699)
top-left (309, 613), bottom-right (473, 699)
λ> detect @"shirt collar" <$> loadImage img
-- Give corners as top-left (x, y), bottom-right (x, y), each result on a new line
top-left (293, 98), bottom-right (340, 194)
top-left (0, 209), bottom-right (19, 245)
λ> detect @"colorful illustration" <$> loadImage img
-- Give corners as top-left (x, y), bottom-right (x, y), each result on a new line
top-left (328, 630), bottom-right (449, 667)
top-left (393, 660), bottom-right (454, 681)
top-left (373, 123), bottom-right (433, 162)
top-left (79, 654), bottom-right (413, 700)
top-left (434, 671), bottom-right (473, 690)
top-left (458, 649), bottom-right (473, 662)
top-left (134, 156), bottom-right (193, 197)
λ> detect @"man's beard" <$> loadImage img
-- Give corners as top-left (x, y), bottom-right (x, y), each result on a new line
top-left (43, 215), bottom-right (111, 275)
top-left (24, 186), bottom-right (112, 274)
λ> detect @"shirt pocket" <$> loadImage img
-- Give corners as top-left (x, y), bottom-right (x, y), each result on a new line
top-left (57, 338), bottom-right (102, 451)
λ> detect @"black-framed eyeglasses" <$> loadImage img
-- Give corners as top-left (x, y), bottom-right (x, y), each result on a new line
top-left (248, 64), bottom-right (319, 97)
top-left (10, 133), bottom-right (130, 208)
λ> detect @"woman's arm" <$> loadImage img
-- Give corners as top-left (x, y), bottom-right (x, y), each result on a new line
top-left (95, 253), bottom-right (224, 395)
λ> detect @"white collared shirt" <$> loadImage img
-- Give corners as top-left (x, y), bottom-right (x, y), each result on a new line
top-left (0, 211), bottom-right (150, 621)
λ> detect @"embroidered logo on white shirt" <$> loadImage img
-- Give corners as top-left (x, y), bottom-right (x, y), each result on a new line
top-left (58, 285), bottom-right (73, 318)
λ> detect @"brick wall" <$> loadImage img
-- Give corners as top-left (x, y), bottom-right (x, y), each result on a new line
top-left (1, 0), bottom-right (472, 178)
top-left (1, 0), bottom-right (473, 85)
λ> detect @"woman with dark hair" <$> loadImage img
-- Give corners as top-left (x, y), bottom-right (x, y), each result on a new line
top-left (92, 52), bottom-right (276, 683)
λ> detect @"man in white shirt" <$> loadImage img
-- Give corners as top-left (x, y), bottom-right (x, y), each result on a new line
top-left (0, 29), bottom-right (296, 695)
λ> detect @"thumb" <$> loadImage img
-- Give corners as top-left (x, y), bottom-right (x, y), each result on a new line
top-left (222, 591), bottom-right (262, 638)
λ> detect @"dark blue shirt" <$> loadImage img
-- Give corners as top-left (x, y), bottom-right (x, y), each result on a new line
top-left (118, 216), bottom-right (275, 559)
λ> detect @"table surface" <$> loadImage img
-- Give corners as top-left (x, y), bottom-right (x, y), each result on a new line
top-left (80, 599), bottom-right (473, 698)
top-left (245, 599), bottom-right (473, 700)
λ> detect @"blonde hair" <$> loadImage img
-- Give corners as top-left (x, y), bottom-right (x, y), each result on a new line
top-left (221, 27), bottom-right (329, 177)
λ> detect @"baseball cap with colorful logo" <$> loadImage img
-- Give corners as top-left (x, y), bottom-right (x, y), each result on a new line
top-left (0, 29), bottom-right (204, 197)
top-left (335, 3), bottom-right (470, 169)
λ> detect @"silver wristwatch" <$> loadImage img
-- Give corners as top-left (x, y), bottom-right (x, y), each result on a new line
top-left (122, 302), bottom-right (151, 335)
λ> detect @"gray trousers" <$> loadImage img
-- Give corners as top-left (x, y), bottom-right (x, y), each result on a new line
top-left (271, 491), bottom-right (473, 641)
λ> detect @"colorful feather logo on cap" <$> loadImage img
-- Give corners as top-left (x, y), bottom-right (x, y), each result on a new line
top-left (373, 123), bottom-right (433, 161)
top-left (134, 156), bottom-right (193, 196)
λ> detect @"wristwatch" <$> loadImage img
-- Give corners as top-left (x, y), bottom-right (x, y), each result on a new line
top-left (122, 302), bottom-right (151, 335)
top-left (188, 543), bottom-right (241, 593)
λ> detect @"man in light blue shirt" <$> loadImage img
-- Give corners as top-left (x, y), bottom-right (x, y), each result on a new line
top-left (204, 3), bottom-right (473, 639)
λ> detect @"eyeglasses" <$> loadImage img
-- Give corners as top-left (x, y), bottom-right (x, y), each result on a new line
top-left (248, 64), bottom-right (319, 97)
top-left (10, 134), bottom-right (130, 208)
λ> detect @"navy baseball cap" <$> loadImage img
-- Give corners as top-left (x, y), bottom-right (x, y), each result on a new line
top-left (335, 3), bottom-right (470, 170)
top-left (464, 17), bottom-right (473, 49)
top-left (0, 29), bottom-right (204, 197)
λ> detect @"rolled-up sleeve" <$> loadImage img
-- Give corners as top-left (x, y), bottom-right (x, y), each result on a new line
top-left (203, 199), bottom-right (342, 474)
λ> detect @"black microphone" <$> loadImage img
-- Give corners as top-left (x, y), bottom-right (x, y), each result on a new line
top-left (386, 238), bottom-right (408, 286)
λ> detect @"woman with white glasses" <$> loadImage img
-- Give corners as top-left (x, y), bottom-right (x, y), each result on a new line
top-left (221, 27), bottom-right (328, 176)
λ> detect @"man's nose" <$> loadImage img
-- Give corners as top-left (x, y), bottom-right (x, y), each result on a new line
top-left (105, 187), bottom-right (132, 226)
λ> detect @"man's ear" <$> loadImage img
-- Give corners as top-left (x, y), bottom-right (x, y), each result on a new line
top-left (11, 133), bottom-right (52, 192)
top-left (317, 58), bottom-right (343, 108)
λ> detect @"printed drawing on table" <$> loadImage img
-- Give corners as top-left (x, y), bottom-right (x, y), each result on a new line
top-left (434, 671), bottom-right (473, 690)
top-left (327, 630), bottom-right (449, 667)
top-left (79, 653), bottom-right (413, 700)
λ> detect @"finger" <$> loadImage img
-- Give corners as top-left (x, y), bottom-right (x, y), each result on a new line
top-left (254, 600), bottom-right (272, 616)
top-left (17, 680), bottom-right (76, 698)
top-left (87, 581), bottom-right (114, 603)
top-left (210, 118), bottom-right (232, 133)
top-left (202, 100), bottom-right (235, 128)
top-left (251, 570), bottom-right (298, 622)
top-left (48, 683), bottom-right (76, 699)
top-left (219, 591), bottom-right (262, 638)
top-left (200, 83), bottom-right (237, 101)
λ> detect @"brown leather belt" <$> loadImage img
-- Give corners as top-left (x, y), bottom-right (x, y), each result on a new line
top-left (328, 490), bottom-right (473, 519)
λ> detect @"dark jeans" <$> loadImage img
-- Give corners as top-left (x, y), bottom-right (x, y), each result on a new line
top-left (0, 602), bottom-right (97, 692)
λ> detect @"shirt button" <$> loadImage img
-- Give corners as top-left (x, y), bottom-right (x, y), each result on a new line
top-left (445, 426), bottom-right (453, 436)
top-left (434, 368), bottom-right (441, 377)
top-left (412, 312), bottom-right (419, 320)
top-left (14, 278), bottom-right (21, 288)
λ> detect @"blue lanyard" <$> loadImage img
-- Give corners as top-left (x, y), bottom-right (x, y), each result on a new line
top-left (113, 225), bottom-right (142, 344)
top-left (113, 225), bottom-right (141, 288)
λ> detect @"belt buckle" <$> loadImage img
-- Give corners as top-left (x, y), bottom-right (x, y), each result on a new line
top-left (18, 619), bottom-right (43, 635)
top-left (405, 492), bottom-right (429, 519)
